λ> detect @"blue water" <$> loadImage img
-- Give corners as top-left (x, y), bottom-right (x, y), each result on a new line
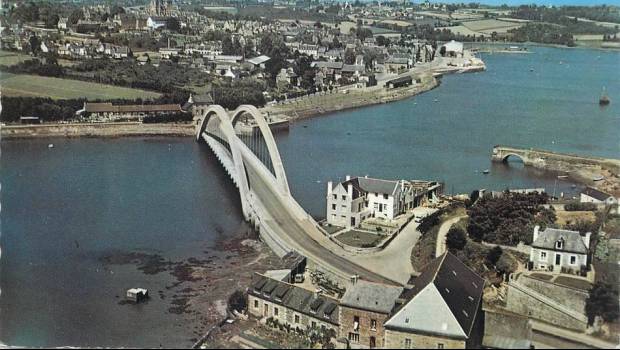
top-left (1, 45), bottom-right (618, 347)
top-left (277, 45), bottom-right (620, 216)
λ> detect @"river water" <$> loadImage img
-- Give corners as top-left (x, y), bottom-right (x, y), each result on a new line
top-left (0, 46), bottom-right (618, 347)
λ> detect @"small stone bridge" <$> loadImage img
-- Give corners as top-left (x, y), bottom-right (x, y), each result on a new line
top-left (492, 145), bottom-right (620, 174)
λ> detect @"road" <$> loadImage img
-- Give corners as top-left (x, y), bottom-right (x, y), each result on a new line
top-left (245, 160), bottom-right (401, 286)
top-left (435, 215), bottom-right (467, 258)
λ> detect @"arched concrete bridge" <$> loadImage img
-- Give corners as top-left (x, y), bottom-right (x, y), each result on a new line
top-left (196, 105), bottom-right (401, 286)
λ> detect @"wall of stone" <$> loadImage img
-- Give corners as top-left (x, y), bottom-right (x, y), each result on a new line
top-left (519, 275), bottom-right (588, 312)
top-left (248, 295), bottom-right (338, 333)
top-left (384, 329), bottom-right (465, 349)
top-left (504, 282), bottom-right (588, 331)
top-left (339, 306), bottom-right (389, 348)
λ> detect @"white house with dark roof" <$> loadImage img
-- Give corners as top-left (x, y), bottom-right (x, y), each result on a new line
top-left (580, 186), bottom-right (618, 206)
top-left (384, 252), bottom-right (485, 349)
top-left (326, 176), bottom-right (441, 228)
top-left (529, 226), bottom-right (590, 274)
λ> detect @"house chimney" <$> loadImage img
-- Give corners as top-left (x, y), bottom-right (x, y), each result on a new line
top-left (345, 175), bottom-right (351, 181)
top-left (583, 232), bottom-right (592, 249)
top-left (347, 183), bottom-right (353, 197)
top-left (327, 181), bottom-right (333, 196)
top-left (533, 225), bottom-right (540, 242)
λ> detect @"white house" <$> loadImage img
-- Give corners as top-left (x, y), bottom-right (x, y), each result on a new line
top-left (529, 226), bottom-right (590, 275)
top-left (146, 16), bottom-right (167, 30)
top-left (580, 186), bottom-right (618, 206)
top-left (326, 176), bottom-right (428, 228)
top-left (441, 40), bottom-right (464, 57)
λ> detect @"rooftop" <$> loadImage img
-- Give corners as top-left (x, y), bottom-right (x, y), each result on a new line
top-left (340, 280), bottom-right (402, 314)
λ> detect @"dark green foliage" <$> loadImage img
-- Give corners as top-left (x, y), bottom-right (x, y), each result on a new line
top-left (212, 79), bottom-right (266, 110)
top-left (586, 283), bottom-right (619, 324)
top-left (508, 23), bottom-right (577, 46)
top-left (496, 253), bottom-right (517, 274)
top-left (565, 202), bottom-right (598, 211)
top-left (2, 58), bottom-right (64, 77)
top-left (258, 33), bottom-right (290, 81)
top-left (486, 246), bottom-right (503, 266)
top-left (467, 192), bottom-right (554, 245)
top-left (227, 290), bottom-right (247, 313)
top-left (446, 226), bottom-right (467, 251)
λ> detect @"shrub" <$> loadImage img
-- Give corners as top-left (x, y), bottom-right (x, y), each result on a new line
top-left (446, 226), bottom-right (467, 251)
top-left (486, 246), bottom-right (503, 266)
top-left (565, 202), bottom-right (598, 211)
top-left (586, 283), bottom-right (619, 324)
top-left (227, 290), bottom-right (246, 312)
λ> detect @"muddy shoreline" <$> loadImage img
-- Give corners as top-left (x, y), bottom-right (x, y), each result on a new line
top-left (99, 228), bottom-right (283, 345)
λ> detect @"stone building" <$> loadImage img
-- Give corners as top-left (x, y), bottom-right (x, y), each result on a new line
top-left (529, 226), bottom-right (590, 275)
top-left (78, 102), bottom-right (182, 121)
top-left (384, 252), bottom-right (485, 349)
top-left (338, 279), bottom-right (403, 348)
top-left (182, 93), bottom-right (214, 118)
top-left (580, 186), bottom-right (618, 206)
top-left (247, 273), bottom-right (339, 333)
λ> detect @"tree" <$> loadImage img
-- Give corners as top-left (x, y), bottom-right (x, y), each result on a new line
top-left (344, 48), bottom-right (356, 64)
top-left (446, 227), bottom-right (467, 251)
top-left (166, 17), bottom-right (181, 32)
top-left (68, 9), bottom-right (84, 25)
top-left (29, 35), bottom-right (41, 56)
top-left (496, 253), bottom-right (517, 274)
top-left (486, 246), bottom-right (503, 266)
top-left (586, 283), bottom-right (619, 324)
top-left (227, 290), bottom-right (247, 313)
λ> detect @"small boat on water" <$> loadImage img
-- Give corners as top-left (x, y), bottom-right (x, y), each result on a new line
top-left (48, 143), bottom-right (54, 148)
top-left (558, 175), bottom-right (569, 179)
top-left (599, 87), bottom-right (611, 106)
top-left (482, 169), bottom-right (490, 174)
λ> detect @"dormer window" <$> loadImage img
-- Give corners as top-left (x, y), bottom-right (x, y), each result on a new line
top-left (556, 238), bottom-right (564, 250)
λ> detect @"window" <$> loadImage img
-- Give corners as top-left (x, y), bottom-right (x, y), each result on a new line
top-left (570, 255), bottom-right (577, 265)
top-left (348, 333), bottom-right (360, 343)
top-left (342, 195), bottom-right (346, 200)
top-left (540, 251), bottom-right (547, 260)
top-left (370, 319), bottom-right (377, 331)
top-left (332, 204), bottom-right (336, 210)
top-left (274, 307), bottom-right (279, 316)
top-left (437, 344), bottom-right (444, 349)
top-left (383, 194), bottom-right (388, 200)
top-left (353, 316), bottom-right (360, 331)
top-left (556, 240), bottom-right (564, 250)
top-left (333, 194), bottom-right (337, 200)
top-left (254, 300), bottom-right (259, 308)
top-left (294, 314), bottom-right (300, 323)
top-left (404, 338), bottom-right (412, 349)
top-left (311, 321), bottom-right (316, 328)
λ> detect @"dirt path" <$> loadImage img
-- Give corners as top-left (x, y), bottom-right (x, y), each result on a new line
top-left (435, 215), bottom-right (468, 258)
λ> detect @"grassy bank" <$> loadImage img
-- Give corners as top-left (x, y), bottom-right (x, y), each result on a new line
top-left (0, 72), bottom-right (162, 100)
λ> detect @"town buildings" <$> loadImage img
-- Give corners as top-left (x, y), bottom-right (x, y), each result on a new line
top-left (338, 280), bottom-right (403, 348)
top-left (77, 102), bottom-right (183, 122)
top-left (384, 252), bottom-right (485, 349)
top-left (529, 226), bottom-right (591, 275)
top-left (326, 176), bottom-right (442, 228)
top-left (248, 273), bottom-right (340, 333)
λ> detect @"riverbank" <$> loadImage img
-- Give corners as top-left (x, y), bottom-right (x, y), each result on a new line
top-left (0, 122), bottom-right (195, 139)
top-left (262, 60), bottom-right (485, 121)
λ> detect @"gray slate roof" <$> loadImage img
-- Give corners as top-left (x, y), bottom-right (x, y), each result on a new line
top-left (340, 280), bottom-right (402, 314)
top-left (533, 228), bottom-right (589, 254)
top-left (356, 177), bottom-right (400, 196)
top-left (249, 273), bottom-right (339, 325)
top-left (386, 252), bottom-right (485, 339)
top-left (581, 186), bottom-right (613, 201)
top-left (482, 311), bottom-right (532, 349)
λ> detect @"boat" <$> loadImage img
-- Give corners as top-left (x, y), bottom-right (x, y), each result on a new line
top-left (482, 169), bottom-right (490, 174)
top-left (599, 87), bottom-right (611, 106)
top-left (48, 143), bottom-right (54, 148)
top-left (593, 175), bottom-right (604, 181)
top-left (557, 175), bottom-right (569, 179)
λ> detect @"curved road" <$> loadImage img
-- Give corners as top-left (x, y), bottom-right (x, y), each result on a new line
top-left (244, 160), bottom-right (402, 286)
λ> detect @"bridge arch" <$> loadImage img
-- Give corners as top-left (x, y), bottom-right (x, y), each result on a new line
top-left (500, 153), bottom-right (526, 163)
top-left (196, 105), bottom-right (251, 218)
top-left (231, 105), bottom-right (290, 197)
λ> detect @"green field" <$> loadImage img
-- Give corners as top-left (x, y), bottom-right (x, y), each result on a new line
top-left (0, 72), bottom-right (162, 100)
